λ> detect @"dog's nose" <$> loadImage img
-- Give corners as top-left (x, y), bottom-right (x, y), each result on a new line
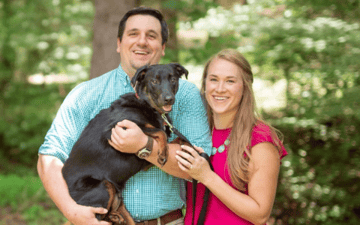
top-left (164, 95), bottom-right (174, 104)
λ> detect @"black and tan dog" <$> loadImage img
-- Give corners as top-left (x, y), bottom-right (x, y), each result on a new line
top-left (62, 63), bottom-right (188, 225)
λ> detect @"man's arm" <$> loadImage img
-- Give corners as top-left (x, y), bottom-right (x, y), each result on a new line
top-left (109, 120), bottom-right (190, 179)
top-left (37, 79), bottom-right (116, 224)
top-left (37, 154), bottom-right (111, 225)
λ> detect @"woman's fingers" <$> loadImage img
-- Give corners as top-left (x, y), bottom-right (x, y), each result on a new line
top-left (193, 145), bottom-right (205, 153)
top-left (181, 144), bottom-right (205, 155)
top-left (176, 149), bottom-right (193, 161)
top-left (177, 161), bottom-right (189, 171)
top-left (176, 151), bottom-right (192, 168)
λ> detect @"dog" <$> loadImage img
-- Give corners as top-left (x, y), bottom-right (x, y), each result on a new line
top-left (62, 63), bottom-right (188, 225)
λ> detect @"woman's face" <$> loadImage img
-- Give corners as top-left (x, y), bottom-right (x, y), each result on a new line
top-left (205, 58), bottom-right (244, 120)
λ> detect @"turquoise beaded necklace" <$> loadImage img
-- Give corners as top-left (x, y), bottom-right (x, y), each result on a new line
top-left (211, 136), bottom-right (230, 155)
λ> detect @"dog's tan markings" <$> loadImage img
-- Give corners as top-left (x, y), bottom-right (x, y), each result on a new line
top-left (153, 131), bottom-right (169, 166)
top-left (143, 87), bottom-right (163, 113)
top-left (144, 124), bottom-right (169, 167)
top-left (171, 137), bottom-right (193, 155)
top-left (101, 180), bottom-right (135, 225)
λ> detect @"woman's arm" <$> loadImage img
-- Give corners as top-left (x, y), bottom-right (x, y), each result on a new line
top-left (176, 142), bottom-right (280, 225)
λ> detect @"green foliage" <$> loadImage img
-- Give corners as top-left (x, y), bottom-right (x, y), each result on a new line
top-left (0, 82), bottom-right (74, 170)
top-left (161, 0), bottom-right (217, 21)
top-left (286, 0), bottom-right (360, 22)
top-left (0, 174), bottom-right (66, 224)
top-left (22, 204), bottom-right (67, 225)
top-left (0, 0), bottom-right (93, 84)
top-left (272, 112), bottom-right (360, 224)
top-left (0, 174), bottom-right (44, 208)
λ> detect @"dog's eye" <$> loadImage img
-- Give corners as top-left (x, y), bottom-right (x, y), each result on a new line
top-left (151, 79), bottom-right (159, 85)
top-left (170, 77), bottom-right (177, 83)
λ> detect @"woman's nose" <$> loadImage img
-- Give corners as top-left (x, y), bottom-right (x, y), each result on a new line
top-left (215, 81), bottom-right (226, 93)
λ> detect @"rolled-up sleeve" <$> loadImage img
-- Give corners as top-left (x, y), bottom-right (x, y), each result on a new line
top-left (38, 83), bottom-right (96, 163)
top-left (170, 80), bottom-right (212, 155)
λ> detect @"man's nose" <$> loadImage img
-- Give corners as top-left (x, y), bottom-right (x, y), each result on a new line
top-left (137, 33), bottom-right (148, 47)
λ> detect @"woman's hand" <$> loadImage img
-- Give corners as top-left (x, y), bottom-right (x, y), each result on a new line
top-left (176, 145), bottom-right (212, 183)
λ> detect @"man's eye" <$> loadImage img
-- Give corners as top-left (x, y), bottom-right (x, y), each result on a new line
top-left (148, 33), bottom-right (157, 39)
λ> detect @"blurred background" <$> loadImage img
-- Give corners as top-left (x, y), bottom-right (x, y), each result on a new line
top-left (0, 0), bottom-right (359, 224)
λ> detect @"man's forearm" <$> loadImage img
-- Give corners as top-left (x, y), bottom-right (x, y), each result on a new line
top-left (37, 155), bottom-right (78, 219)
top-left (145, 141), bottom-right (192, 180)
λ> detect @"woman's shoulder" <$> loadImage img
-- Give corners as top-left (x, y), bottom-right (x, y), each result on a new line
top-left (251, 122), bottom-right (272, 144)
top-left (251, 122), bottom-right (288, 158)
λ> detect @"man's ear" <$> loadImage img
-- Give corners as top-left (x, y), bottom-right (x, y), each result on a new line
top-left (161, 44), bottom-right (166, 56)
top-left (131, 65), bottom-right (149, 87)
top-left (116, 38), bottom-right (121, 53)
top-left (169, 63), bottom-right (189, 79)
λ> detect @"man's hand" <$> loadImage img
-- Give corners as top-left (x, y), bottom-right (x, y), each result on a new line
top-left (37, 155), bottom-right (111, 225)
top-left (65, 204), bottom-right (110, 225)
top-left (108, 120), bottom-right (148, 154)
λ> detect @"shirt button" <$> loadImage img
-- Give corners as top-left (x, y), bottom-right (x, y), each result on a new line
top-left (136, 214), bottom-right (139, 217)
top-left (136, 189), bottom-right (139, 193)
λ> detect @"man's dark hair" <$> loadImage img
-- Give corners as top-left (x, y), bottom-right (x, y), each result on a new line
top-left (118, 7), bottom-right (169, 45)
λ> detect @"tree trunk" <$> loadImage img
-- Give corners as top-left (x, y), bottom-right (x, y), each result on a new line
top-left (90, 0), bottom-right (136, 79)
top-left (160, 0), bottom-right (178, 62)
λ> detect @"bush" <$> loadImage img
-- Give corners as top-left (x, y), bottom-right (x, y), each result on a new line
top-left (271, 114), bottom-right (360, 225)
top-left (0, 82), bottom-right (75, 172)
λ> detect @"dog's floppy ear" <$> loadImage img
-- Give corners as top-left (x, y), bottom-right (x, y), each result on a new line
top-left (169, 63), bottom-right (189, 79)
top-left (131, 65), bottom-right (149, 87)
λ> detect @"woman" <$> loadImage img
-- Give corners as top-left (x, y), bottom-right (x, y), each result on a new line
top-left (176, 49), bottom-right (287, 225)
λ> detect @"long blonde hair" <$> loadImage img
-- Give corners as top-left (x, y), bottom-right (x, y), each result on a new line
top-left (201, 49), bottom-right (283, 191)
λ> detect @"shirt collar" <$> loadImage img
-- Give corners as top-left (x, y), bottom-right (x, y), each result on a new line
top-left (117, 64), bottom-right (131, 87)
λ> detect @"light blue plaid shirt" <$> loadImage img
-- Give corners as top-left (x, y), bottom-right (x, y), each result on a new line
top-left (38, 64), bottom-right (212, 220)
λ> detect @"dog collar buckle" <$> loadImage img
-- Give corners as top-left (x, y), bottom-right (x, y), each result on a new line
top-left (161, 113), bottom-right (174, 133)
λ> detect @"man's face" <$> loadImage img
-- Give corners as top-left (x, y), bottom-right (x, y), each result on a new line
top-left (117, 14), bottom-right (165, 78)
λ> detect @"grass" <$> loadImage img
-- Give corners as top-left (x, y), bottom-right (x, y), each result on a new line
top-left (0, 174), bottom-right (67, 225)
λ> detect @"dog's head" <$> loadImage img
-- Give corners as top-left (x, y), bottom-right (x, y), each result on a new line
top-left (131, 63), bottom-right (188, 113)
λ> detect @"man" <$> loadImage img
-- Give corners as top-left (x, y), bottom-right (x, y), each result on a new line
top-left (37, 7), bottom-right (211, 225)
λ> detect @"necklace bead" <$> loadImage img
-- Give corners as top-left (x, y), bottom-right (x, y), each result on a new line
top-left (212, 137), bottom-right (230, 155)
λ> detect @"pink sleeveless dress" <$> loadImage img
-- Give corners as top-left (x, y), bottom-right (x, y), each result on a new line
top-left (184, 123), bottom-right (288, 225)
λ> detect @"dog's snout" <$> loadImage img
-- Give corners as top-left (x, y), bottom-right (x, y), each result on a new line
top-left (164, 95), bottom-right (174, 104)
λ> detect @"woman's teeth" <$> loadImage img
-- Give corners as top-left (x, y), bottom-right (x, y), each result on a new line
top-left (214, 96), bottom-right (227, 100)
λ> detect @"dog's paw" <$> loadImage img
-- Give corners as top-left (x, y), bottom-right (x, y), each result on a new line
top-left (157, 147), bottom-right (169, 167)
top-left (109, 212), bottom-right (125, 224)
